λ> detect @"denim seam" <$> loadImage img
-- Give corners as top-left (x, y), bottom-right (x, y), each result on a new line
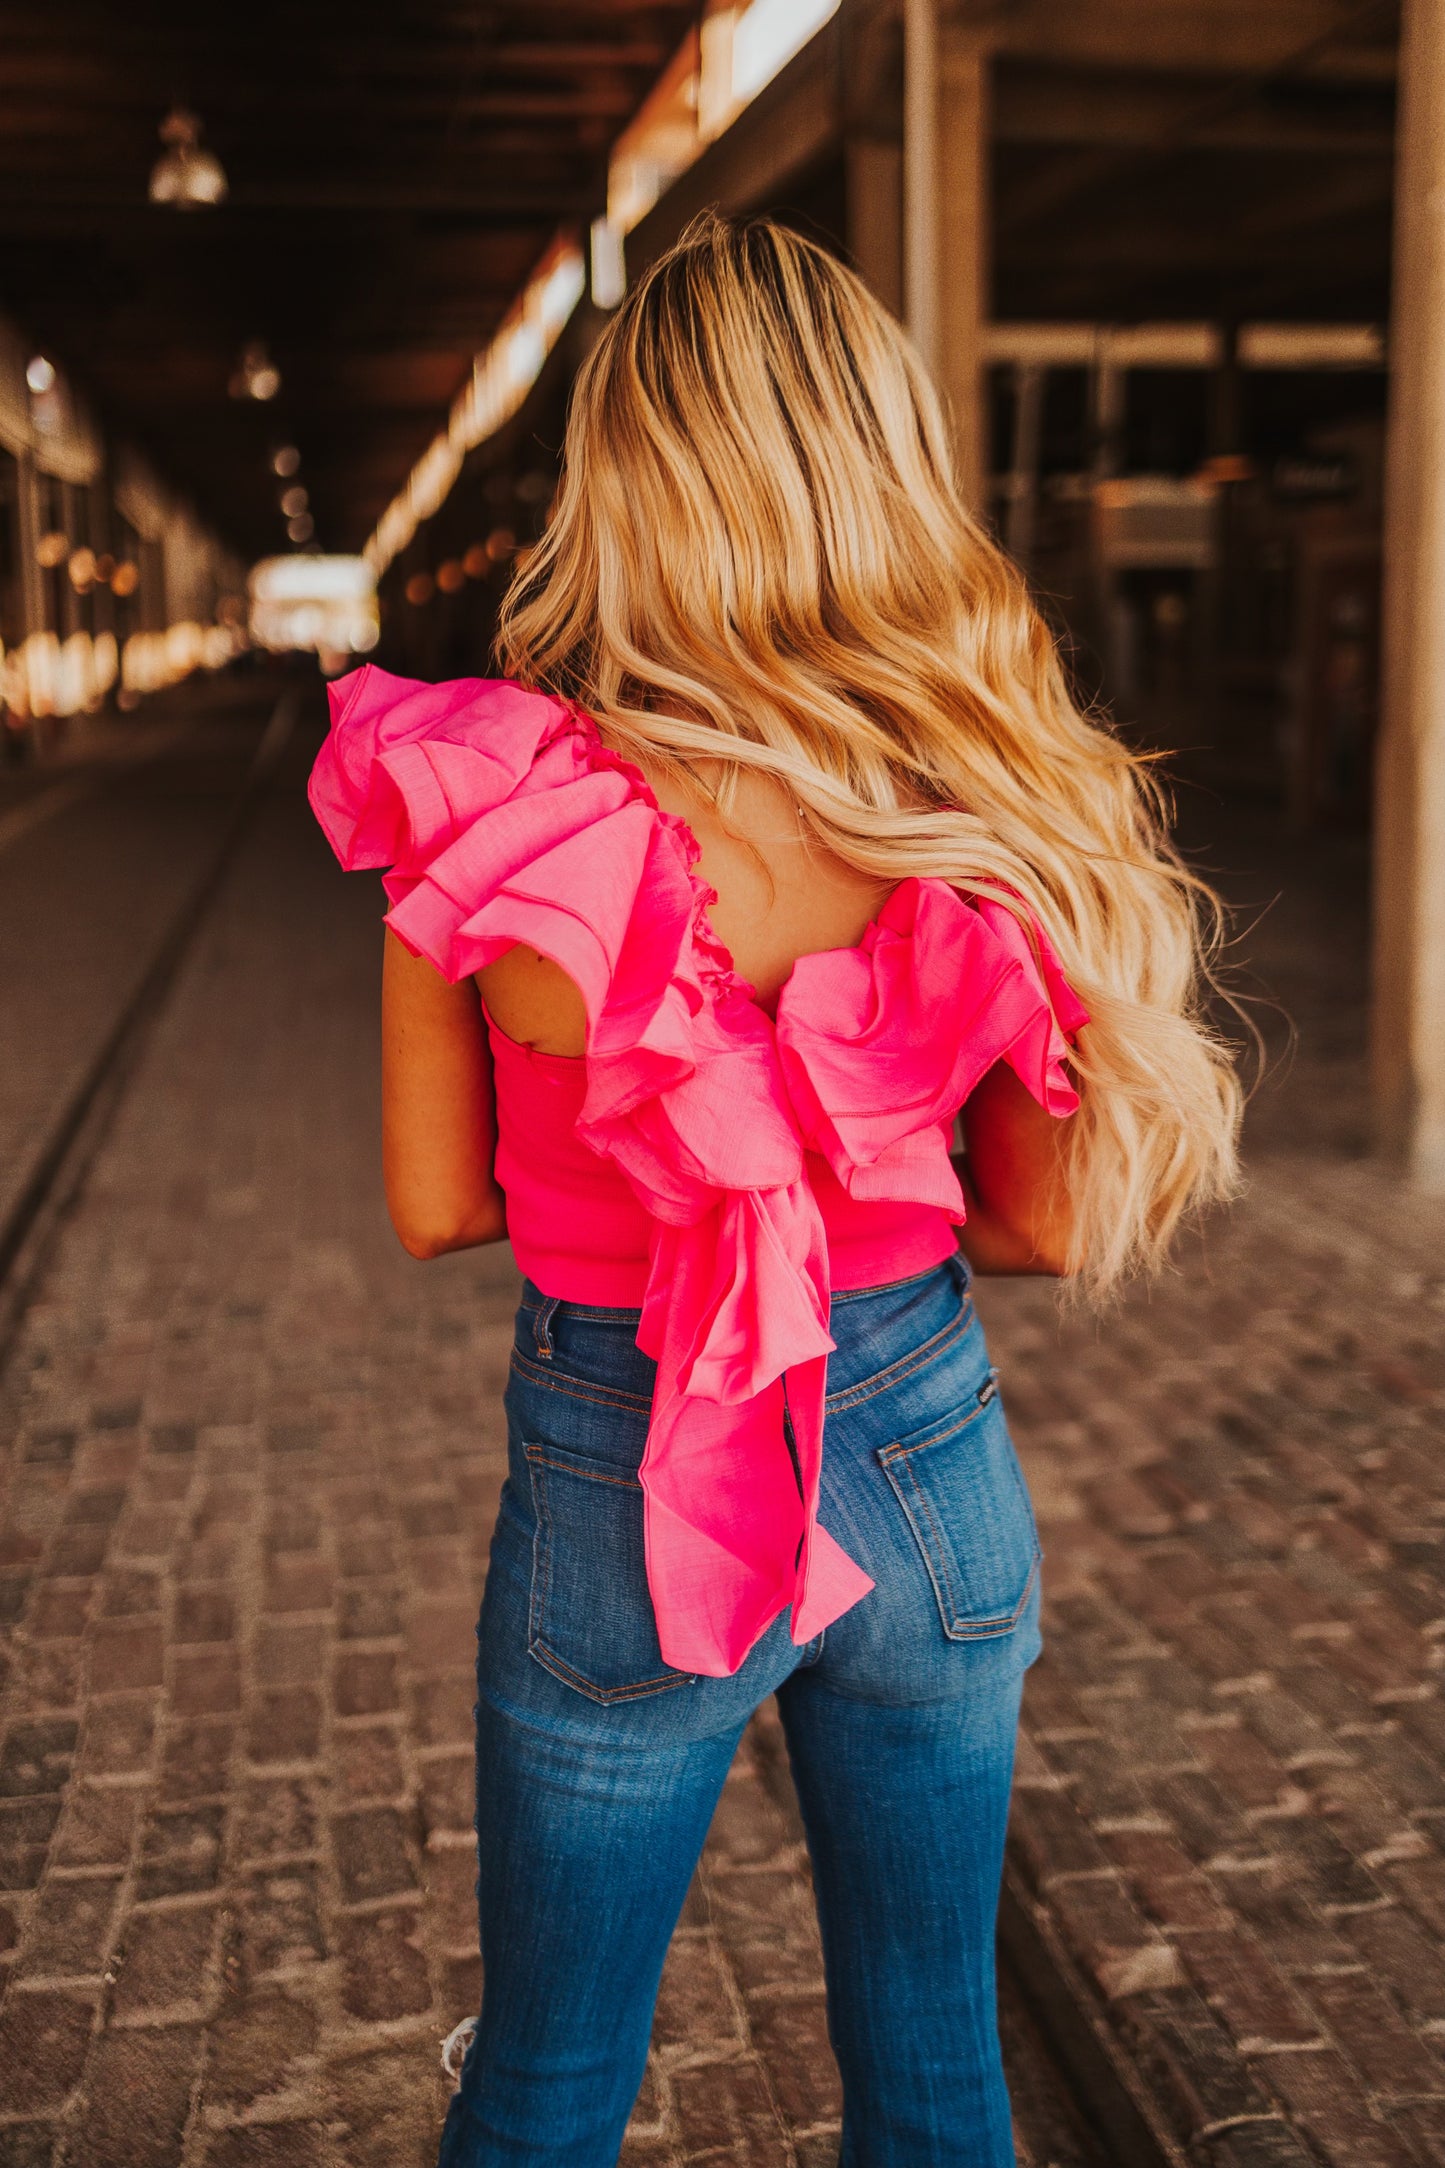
top-left (876, 1395), bottom-right (989, 1462)
top-left (524, 1445), bottom-right (640, 1494)
top-left (509, 1348), bottom-right (653, 1414)
top-left (877, 1422), bottom-right (1043, 1638)
top-left (889, 1453), bottom-right (961, 1622)
top-left (527, 1637), bottom-right (694, 1703)
top-left (824, 1299), bottom-right (974, 1413)
top-left (523, 1446), bottom-right (694, 1703)
top-left (531, 1295), bottom-right (559, 1359)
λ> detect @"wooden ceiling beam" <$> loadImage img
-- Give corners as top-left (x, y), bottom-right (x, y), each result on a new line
top-left (992, 0), bottom-right (1398, 80)
top-left (993, 67), bottom-right (1393, 155)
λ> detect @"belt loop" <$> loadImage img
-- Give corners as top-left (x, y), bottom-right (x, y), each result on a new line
top-left (532, 1295), bottom-right (560, 1361)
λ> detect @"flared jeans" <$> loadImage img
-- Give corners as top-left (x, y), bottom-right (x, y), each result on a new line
top-left (438, 1256), bottom-right (1041, 2167)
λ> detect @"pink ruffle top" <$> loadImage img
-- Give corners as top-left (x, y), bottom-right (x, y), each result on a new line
top-left (309, 666), bottom-right (1088, 1679)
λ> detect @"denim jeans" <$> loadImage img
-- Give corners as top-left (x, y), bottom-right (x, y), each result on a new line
top-left (437, 1254), bottom-right (1042, 2168)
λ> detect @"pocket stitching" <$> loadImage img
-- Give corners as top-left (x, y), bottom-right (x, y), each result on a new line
top-left (876, 1403), bottom-right (1041, 1640)
top-left (509, 1347), bottom-right (653, 1414)
top-left (876, 1390), bottom-right (991, 1465)
top-left (526, 1446), bottom-right (639, 1492)
top-left (523, 1443), bottom-right (694, 1702)
top-left (825, 1296), bottom-right (975, 1414)
top-left (527, 1638), bottom-right (694, 1704)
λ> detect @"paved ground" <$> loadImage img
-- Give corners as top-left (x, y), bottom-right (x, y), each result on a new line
top-left (0, 685), bottom-right (1440, 2166)
top-left (988, 805), bottom-right (1445, 2168)
top-left (0, 678), bottom-right (274, 1248)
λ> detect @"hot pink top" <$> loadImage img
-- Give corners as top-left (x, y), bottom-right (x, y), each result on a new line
top-left (309, 666), bottom-right (1087, 1679)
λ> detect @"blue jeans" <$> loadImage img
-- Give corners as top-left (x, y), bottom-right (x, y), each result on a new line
top-left (438, 1255), bottom-right (1042, 2167)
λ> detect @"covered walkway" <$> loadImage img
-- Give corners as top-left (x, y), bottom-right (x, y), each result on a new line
top-left (0, 684), bottom-right (1440, 2165)
top-left (2, 3), bottom-right (1445, 2163)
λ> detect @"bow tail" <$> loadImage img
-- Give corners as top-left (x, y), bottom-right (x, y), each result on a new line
top-left (636, 1201), bottom-right (873, 1678)
top-left (783, 1353), bottom-right (876, 1645)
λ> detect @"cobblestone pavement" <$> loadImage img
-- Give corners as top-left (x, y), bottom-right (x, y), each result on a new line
top-left (0, 700), bottom-right (1440, 2167)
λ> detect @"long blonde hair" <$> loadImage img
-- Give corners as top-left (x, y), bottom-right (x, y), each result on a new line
top-left (499, 212), bottom-right (1241, 1295)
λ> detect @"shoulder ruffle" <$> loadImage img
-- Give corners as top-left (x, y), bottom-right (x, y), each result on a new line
top-left (308, 667), bottom-right (1086, 1680)
top-left (775, 879), bottom-right (1087, 1216)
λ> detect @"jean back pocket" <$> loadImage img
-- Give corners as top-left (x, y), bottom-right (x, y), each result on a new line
top-left (877, 1377), bottom-right (1040, 1640)
top-left (524, 1439), bottom-right (695, 1703)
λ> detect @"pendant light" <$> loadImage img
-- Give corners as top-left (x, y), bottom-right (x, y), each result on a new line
top-left (149, 109), bottom-right (228, 210)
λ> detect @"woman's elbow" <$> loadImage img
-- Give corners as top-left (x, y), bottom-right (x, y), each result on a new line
top-left (390, 1199), bottom-right (508, 1260)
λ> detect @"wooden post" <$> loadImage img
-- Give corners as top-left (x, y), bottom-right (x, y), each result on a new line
top-left (903, 1), bottom-right (990, 509)
top-left (903, 0), bottom-right (940, 371)
top-left (1373, 0), bottom-right (1445, 1187)
top-left (938, 29), bottom-right (990, 513)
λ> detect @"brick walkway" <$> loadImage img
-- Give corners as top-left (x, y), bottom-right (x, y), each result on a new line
top-left (0, 678), bottom-right (271, 1247)
top-left (0, 703), bottom-right (1440, 2166)
top-left (988, 812), bottom-right (1445, 2168)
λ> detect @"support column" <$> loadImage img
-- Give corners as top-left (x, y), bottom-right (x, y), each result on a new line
top-left (902, 0), bottom-right (939, 369)
top-left (939, 30), bottom-right (990, 514)
top-left (1373, 0), bottom-right (1445, 1186)
top-left (904, 0), bottom-right (990, 510)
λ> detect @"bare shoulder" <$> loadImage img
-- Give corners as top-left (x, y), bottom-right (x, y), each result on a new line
top-left (476, 945), bottom-right (588, 1057)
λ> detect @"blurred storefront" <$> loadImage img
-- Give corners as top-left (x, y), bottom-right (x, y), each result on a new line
top-left (0, 321), bottom-right (247, 747)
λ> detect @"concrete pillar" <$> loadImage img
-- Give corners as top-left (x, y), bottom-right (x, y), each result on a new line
top-left (904, 0), bottom-right (990, 509)
top-left (1373, 0), bottom-right (1445, 1186)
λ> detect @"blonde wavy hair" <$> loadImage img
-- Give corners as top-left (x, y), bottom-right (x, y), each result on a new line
top-left (498, 212), bottom-right (1241, 1296)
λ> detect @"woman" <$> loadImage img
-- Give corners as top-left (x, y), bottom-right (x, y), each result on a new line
top-left (310, 214), bottom-right (1240, 2167)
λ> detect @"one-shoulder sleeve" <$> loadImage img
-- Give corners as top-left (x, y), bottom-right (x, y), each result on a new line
top-left (309, 667), bottom-right (1087, 1680)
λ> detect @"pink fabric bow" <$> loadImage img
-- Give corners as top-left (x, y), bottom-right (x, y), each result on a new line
top-left (309, 667), bottom-right (1086, 1677)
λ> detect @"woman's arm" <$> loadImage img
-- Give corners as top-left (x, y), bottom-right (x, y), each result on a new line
top-left (953, 1059), bottom-right (1078, 1277)
top-left (381, 929), bottom-right (508, 1259)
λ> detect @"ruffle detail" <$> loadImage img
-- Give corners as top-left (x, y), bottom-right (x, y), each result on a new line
top-left (309, 665), bottom-right (1087, 1679)
top-left (775, 879), bottom-right (1085, 1217)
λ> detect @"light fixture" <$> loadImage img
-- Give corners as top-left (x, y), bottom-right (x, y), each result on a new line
top-left (36, 530), bottom-right (69, 569)
top-left (229, 342), bottom-right (281, 401)
top-left (462, 543), bottom-right (489, 579)
top-left (271, 445), bottom-right (301, 477)
top-left (280, 485), bottom-right (308, 519)
top-left (68, 548), bottom-right (97, 592)
top-left (25, 355), bottom-right (56, 395)
top-left (404, 572), bottom-right (435, 607)
top-left (590, 218), bottom-right (626, 310)
top-left (286, 512), bottom-right (315, 545)
top-left (436, 559), bottom-right (465, 595)
top-left (111, 562), bottom-right (140, 597)
top-left (149, 109), bottom-right (228, 210)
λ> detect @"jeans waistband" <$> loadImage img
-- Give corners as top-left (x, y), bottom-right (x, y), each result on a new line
top-left (516, 1252), bottom-right (969, 1326)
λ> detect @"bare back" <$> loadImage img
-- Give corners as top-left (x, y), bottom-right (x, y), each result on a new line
top-left (479, 751), bottom-right (895, 1056)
